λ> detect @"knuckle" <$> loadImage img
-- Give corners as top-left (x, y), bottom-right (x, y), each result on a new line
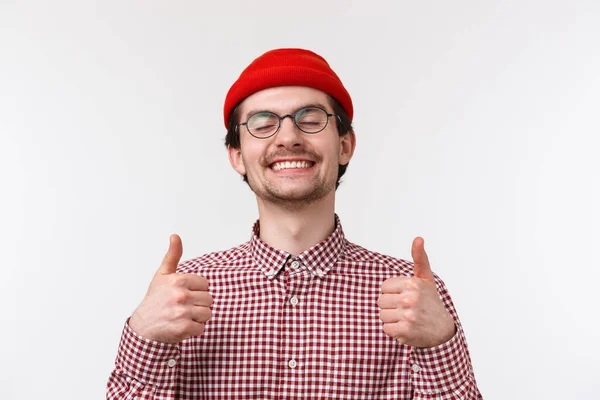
top-left (400, 294), bottom-right (415, 308)
top-left (408, 278), bottom-right (421, 290)
top-left (170, 274), bottom-right (188, 288)
top-left (404, 309), bottom-right (417, 324)
top-left (172, 290), bottom-right (189, 305)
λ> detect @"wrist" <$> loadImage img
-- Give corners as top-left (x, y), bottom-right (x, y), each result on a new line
top-left (128, 312), bottom-right (149, 338)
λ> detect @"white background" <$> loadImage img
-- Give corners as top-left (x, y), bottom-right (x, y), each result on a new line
top-left (1, 1), bottom-right (599, 399)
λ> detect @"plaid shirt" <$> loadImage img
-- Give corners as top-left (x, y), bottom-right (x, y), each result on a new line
top-left (107, 216), bottom-right (481, 399)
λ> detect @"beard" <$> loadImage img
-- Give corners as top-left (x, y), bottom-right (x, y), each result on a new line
top-left (244, 149), bottom-right (337, 210)
top-left (248, 173), bottom-right (335, 210)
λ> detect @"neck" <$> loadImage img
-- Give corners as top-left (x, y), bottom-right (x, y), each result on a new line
top-left (256, 191), bottom-right (336, 256)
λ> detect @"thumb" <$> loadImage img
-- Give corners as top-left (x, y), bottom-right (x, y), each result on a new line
top-left (412, 237), bottom-right (434, 282)
top-left (157, 234), bottom-right (183, 275)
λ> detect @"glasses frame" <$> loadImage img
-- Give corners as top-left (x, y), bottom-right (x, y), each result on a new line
top-left (237, 106), bottom-right (338, 139)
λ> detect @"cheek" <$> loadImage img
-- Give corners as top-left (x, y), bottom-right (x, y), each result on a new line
top-left (240, 141), bottom-right (267, 169)
top-left (328, 141), bottom-right (342, 164)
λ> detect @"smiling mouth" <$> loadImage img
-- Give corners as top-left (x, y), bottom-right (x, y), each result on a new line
top-left (270, 160), bottom-right (315, 171)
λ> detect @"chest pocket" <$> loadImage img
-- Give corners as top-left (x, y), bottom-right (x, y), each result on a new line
top-left (328, 352), bottom-right (398, 396)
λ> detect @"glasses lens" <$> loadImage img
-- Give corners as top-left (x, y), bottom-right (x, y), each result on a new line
top-left (247, 112), bottom-right (279, 137)
top-left (295, 107), bottom-right (328, 133)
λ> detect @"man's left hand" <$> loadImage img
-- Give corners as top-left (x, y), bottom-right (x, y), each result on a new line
top-left (378, 237), bottom-right (456, 348)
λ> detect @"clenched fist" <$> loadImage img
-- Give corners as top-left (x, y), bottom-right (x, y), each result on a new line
top-left (129, 234), bottom-right (213, 344)
top-left (378, 237), bottom-right (456, 348)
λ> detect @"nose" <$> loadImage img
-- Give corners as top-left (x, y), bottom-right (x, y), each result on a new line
top-left (273, 116), bottom-right (304, 148)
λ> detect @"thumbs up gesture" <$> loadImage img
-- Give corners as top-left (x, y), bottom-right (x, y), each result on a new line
top-left (378, 237), bottom-right (456, 348)
top-left (129, 235), bottom-right (213, 344)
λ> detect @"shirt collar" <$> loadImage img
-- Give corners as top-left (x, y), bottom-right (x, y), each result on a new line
top-left (249, 214), bottom-right (346, 279)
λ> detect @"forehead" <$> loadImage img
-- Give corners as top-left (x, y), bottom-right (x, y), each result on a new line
top-left (238, 86), bottom-right (331, 120)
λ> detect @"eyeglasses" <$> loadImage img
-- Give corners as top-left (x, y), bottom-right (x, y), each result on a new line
top-left (237, 106), bottom-right (337, 139)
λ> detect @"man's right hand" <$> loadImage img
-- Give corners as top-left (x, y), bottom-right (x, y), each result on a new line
top-left (129, 234), bottom-right (213, 344)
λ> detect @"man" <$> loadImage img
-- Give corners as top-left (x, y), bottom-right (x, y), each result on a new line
top-left (107, 48), bottom-right (481, 399)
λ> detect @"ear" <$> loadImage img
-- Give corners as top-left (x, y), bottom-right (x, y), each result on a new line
top-left (338, 130), bottom-right (356, 165)
top-left (228, 144), bottom-right (247, 176)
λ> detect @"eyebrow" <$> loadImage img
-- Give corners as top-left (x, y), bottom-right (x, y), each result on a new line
top-left (241, 102), bottom-right (331, 122)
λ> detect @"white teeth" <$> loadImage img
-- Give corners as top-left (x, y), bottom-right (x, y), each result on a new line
top-left (271, 161), bottom-right (313, 171)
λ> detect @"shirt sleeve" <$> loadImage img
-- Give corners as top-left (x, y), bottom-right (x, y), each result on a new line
top-left (409, 276), bottom-right (483, 400)
top-left (106, 319), bottom-right (181, 400)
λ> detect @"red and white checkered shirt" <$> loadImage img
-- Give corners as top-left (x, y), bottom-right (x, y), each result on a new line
top-left (107, 216), bottom-right (481, 399)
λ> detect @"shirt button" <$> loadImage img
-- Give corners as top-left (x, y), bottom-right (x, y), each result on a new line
top-left (411, 363), bottom-right (421, 373)
top-left (167, 359), bottom-right (177, 368)
top-left (290, 296), bottom-right (299, 306)
top-left (290, 261), bottom-right (300, 269)
top-left (288, 359), bottom-right (297, 369)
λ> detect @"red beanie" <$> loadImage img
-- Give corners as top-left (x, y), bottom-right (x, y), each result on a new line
top-left (223, 48), bottom-right (353, 128)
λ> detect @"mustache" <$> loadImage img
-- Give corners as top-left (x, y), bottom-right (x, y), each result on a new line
top-left (263, 149), bottom-right (320, 165)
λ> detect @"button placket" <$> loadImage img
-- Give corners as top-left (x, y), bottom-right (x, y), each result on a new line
top-left (280, 262), bottom-right (308, 391)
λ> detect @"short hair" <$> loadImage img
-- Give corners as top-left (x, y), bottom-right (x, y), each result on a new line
top-left (224, 97), bottom-right (353, 190)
